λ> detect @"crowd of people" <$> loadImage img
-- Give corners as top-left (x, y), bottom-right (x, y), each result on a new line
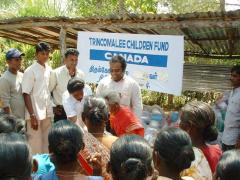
top-left (0, 41), bottom-right (240, 180)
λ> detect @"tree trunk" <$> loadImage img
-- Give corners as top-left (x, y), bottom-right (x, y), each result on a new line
top-left (220, 0), bottom-right (225, 12)
top-left (59, 26), bottom-right (66, 65)
top-left (119, 0), bottom-right (125, 15)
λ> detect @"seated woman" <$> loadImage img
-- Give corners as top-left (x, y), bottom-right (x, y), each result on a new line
top-left (215, 150), bottom-right (240, 180)
top-left (0, 132), bottom-right (32, 179)
top-left (104, 91), bottom-right (144, 137)
top-left (180, 101), bottom-right (222, 173)
top-left (153, 127), bottom-right (195, 180)
top-left (108, 135), bottom-right (152, 180)
top-left (34, 120), bottom-right (103, 180)
top-left (82, 96), bottom-right (117, 149)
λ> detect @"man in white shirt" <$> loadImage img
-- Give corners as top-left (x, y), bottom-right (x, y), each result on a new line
top-left (96, 55), bottom-right (143, 118)
top-left (222, 65), bottom-right (240, 151)
top-left (49, 48), bottom-right (84, 122)
top-left (22, 42), bottom-right (53, 154)
top-left (0, 48), bottom-right (25, 119)
top-left (62, 77), bottom-right (92, 129)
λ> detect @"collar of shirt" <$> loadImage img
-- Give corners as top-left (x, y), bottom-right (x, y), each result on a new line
top-left (110, 74), bottom-right (126, 83)
top-left (35, 61), bottom-right (48, 70)
top-left (69, 94), bottom-right (82, 104)
top-left (63, 65), bottom-right (83, 79)
top-left (233, 87), bottom-right (240, 93)
top-left (6, 69), bottom-right (17, 77)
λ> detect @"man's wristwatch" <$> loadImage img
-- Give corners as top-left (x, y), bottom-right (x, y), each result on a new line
top-left (30, 113), bottom-right (36, 117)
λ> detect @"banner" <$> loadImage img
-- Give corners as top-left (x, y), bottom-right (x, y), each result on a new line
top-left (77, 32), bottom-right (184, 95)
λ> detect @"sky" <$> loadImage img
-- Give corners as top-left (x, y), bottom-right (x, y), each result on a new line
top-left (157, 0), bottom-right (240, 13)
top-left (225, 0), bottom-right (240, 11)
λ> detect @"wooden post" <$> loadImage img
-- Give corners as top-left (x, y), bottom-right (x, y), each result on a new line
top-left (168, 94), bottom-right (174, 109)
top-left (220, 0), bottom-right (225, 12)
top-left (119, 0), bottom-right (125, 15)
top-left (59, 26), bottom-right (66, 65)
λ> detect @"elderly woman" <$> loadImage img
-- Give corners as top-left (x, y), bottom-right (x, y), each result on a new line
top-left (104, 91), bottom-right (144, 137)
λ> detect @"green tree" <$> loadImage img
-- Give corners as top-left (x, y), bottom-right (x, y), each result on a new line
top-left (125, 0), bottom-right (159, 14)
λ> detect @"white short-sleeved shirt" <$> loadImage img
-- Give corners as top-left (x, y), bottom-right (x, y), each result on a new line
top-left (96, 75), bottom-right (143, 118)
top-left (62, 84), bottom-right (92, 118)
top-left (49, 65), bottom-right (84, 106)
top-left (22, 61), bottom-right (53, 120)
top-left (0, 70), bottom-right (25, 119)
top-left (222, 87), bottom-right (240, 145)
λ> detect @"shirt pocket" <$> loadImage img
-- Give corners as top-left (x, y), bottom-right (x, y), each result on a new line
top-left (229, 97), bottom-right (240, 114)
top-left (120, 91), bottom-right (131, 106)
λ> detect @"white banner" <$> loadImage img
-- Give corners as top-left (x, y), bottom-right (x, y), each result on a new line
top-left (77, 32), bottom-right (184, 95)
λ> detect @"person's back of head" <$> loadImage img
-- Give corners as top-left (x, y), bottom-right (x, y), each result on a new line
top-left (67, 77), bottom-right (85, 94)
top-left (48, 120), bottom-right (84, 164)
top-left (83, 96), bottom-right (109, 126)
top-left (215, 150), bottom-right (240, 180)
top-left (109, 135), bottom-right (152, 180)
top-left (0, 114), bottom-right (26, 135)
top-left (180, 101), bottom-right (218, 142)
top-left (0, 132), bottom-right (32, 179)
top-left (154, 127), bottom-right (195, 174)
top-left (104, 91), bottom-right (121, 105)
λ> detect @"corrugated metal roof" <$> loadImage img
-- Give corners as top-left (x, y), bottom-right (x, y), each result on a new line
top-left (0, 10), bottom-right (240, 58)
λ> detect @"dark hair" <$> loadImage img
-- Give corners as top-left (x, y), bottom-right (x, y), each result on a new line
top-left (180, 101), bottom-right (218, 142)
top-left (67, 77), bottom-right (85, 94)
top-left (36, 42), bottom-right (51, 53)
top-left (48, 120), bottom-right (84, 164)
top-left (83, 96), bottom-right (109, 125)
top-left (110, 55), bottom-right (127, 72)
top-left (0, 133), bottom-right (32, 179)
top-left (0, 114), bottom-right (26, 135)
top-left (65, 48), bottom-right (79, 58)
top-left (110, 135), bottom-right (152, 180)
top-left (154, 127), bottom-right (195, 172)
top-left (216, 150), bottom-right (240, 180)
top-left (231, 65), bottom-right (240, 75)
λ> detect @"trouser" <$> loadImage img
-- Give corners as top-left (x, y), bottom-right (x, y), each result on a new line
top-left (222, 143), bottom-right (235, 152)
top-left (27, 117), bottom-right (52, 154)
top-left (53, 105), bottom-right (67, 123)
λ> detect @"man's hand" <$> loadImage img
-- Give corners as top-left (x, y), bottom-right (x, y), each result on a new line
top-left (235, 138), bottom-right (240, 149)
top-left (68, 116), bottom-right (77, 123)
top-left (30, 114), bottom-right (38, 131)
top-left (53, 106), bottom-right (62, 115)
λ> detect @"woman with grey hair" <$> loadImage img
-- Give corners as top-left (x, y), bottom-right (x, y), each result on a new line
top-left (104, 91), bottom-right (144, 137)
